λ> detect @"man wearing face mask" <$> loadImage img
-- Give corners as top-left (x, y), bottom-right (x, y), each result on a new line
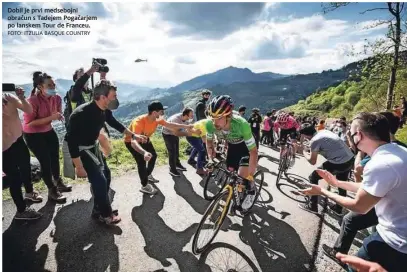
top-left (124, 101), bottom-right (195, 195)
top-left (195, 89), bottom-right (211, 121)
top-left (65, 79), bottom-right (145, 226)
top-left (301, 112), bottom-right (407, 272)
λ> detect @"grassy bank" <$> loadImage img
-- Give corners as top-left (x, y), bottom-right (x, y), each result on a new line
top-left (2, 135), bottom-right (189, 200)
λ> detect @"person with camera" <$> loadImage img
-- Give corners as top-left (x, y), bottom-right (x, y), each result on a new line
top-left (22, 72), bottom-right (70, 203)
top-left (65, 79), bottom-right (145, 225)
top-left (3, 86), bottom-right (42, 220)
top-left (248, 108), bottom-right (262, 149)
top-left (62, 62), bottom-right (108, 180)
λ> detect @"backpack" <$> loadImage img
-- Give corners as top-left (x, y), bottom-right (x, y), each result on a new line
top-left (63, 85), bottom-right (74, 129)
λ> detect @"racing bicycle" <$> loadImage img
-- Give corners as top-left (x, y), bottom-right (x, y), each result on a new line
top-left (192, 160), bottom-right (264, 254)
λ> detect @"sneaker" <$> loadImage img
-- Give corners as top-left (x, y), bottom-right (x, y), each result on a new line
top-left (322, 244), bottom-right (347, 268)
top-left (176, 164), bottom-right (187, 171)
top-left (55, 177), bottom-right (72, 192)
top-left (169, 169), bottom-right (181, 177)
top-left (298, 203), bottom-right (319, 215)
top-left (187, 159), bottom-right (197, 166)
top-left (241, 188), bottom-right (257, 211)
top-left (24, 191), bottom-right (43, 203)
top-left (14, 207), bottom-right (42, 221)
top-left (92, 208), bottom-right (119, 218)
top-left (140, 184), bottom-right (158, 195)
top-left (48, 187), bottom-right (67, 203)
top-left (98, 214), bottom-right (121, 226)
top-left (196, 168), bottom-right (208, 176)
top-left (148, 175), bottom-right (159, 183)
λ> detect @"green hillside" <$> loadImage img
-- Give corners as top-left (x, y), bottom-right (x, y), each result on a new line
top-left (287, 64), bottom-right (407, 120)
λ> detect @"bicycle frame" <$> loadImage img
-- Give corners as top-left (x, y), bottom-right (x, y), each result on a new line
top-left (210, 165), bottom-right (249, 215)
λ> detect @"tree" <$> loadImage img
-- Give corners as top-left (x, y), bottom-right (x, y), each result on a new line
top-left (346, 91), bottom-right (361, 106)
top-left (323, 2), bottom-right (406, 109)
top-left (332, 96), bottom-right (344, 108)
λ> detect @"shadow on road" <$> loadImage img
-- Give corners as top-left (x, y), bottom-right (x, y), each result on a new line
top-left (198, 242), bottom-right (260, 272)
top-left (3, 200), bottom-right (56, 272)
top-left (233, 205), bottom-right (311, 272)
top-left (277, 182), bottom-right (309, 204)
top-left (132, 189), bottom-right (211, 272)
top-left (174, 175), bottom-right (233, 231)
top-left (52, 197), bottom-right (121, 272)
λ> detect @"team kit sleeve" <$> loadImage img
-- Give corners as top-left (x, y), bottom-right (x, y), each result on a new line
top-left (242, 121), bottom-right (256, 150)
top-left (205, 120), bottom-right (215, 140)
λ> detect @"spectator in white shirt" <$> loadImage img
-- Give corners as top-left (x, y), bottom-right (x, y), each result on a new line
top-left (301, 112), bottom-right (407, 272)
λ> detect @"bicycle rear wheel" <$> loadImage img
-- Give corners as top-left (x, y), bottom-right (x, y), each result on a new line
top-left (203, 162), bottom-right (228, 201)
top-left (192, 188), bottom-right (233, 255)
top-left (242, 170), bottom-right (264, 215)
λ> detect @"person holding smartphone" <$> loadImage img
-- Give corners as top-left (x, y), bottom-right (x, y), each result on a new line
top-left (3, 86), bottom-right (42, 220)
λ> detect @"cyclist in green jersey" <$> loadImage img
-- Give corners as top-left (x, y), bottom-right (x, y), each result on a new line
top-left (205, 95), bottom-right (258, 209)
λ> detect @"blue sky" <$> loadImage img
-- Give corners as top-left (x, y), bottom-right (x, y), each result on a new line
top-left (2, 2), bottom-right (394, 87)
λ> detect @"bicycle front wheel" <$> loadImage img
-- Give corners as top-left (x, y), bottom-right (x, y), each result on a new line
top-left (192, 187), bottom-right (233, 255)
top-left (203, 162), bottom-right (228, 201)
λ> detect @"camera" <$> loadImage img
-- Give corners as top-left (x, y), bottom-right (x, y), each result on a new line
top-left (2, 83), bottom-right (16, 92)
top-left (92, 58), bottom-right (109, 73)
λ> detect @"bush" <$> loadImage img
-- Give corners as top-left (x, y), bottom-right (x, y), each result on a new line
top-left (331, 96), bottom-right (344, 108)
top-left (346, 91), bottom-right (361, 106)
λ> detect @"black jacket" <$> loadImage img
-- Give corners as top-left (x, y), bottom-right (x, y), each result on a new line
top-left (195, 98), bottom-right (207, 121)
top-left (71, 73), bottom-right (93, 106)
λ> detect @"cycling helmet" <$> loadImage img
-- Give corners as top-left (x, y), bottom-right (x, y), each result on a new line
top-left (299, 123), bottom-right (316, 136)
top-left (277, 112), bottom-right (290, 123)
top-left (252, 107), bottom-right (260, 113)
top-left (207, 95), bottom-right (234, 118)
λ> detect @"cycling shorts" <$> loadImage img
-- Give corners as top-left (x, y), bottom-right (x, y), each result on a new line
top-left (226, 141), bottom-right (250, 171)
top-left (279, 127), bottom-right (298, 144)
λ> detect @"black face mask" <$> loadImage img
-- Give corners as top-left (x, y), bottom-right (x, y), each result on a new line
top-left (203, 97), bottom-right (209, 102)
top-left (350, 132), bottom-right (361, 153)
top-left (107, 98), bottom-right (120, 110)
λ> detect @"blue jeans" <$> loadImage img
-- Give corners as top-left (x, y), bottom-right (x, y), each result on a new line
top-left (186, 136), bottom-right (205, 169)
top-left (349, 231), bottom-right (407, 272)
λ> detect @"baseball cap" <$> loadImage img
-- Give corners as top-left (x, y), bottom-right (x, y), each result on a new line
top-left (148, 101), bottom-right (168, 112)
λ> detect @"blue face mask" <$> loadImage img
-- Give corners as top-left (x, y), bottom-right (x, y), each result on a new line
top-left (45, 89), bottom-right (57, 97)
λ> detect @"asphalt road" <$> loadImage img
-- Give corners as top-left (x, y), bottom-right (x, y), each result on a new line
top-left (2, 145), bottom-right (328, 272)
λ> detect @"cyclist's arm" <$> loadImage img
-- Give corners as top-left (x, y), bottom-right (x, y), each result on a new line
top-left (206, 137), bottom-right (215, 160)
top-left (242, 121), bottom-right (258, 176)
top-left (248, 147), bottom-right (258, 177)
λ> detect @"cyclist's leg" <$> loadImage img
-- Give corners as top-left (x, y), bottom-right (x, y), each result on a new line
top-left (279, 129), bottom-right (289, 155)
top-left (289, 129), bottom-right (298, 155)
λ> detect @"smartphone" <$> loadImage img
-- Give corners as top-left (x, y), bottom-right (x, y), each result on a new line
top-left (2, 83), bottom-right (16, 92)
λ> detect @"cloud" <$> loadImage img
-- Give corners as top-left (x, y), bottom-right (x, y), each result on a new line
top-left (154, 3), bottom-right (266, 39)
top-left (2, 3), bottom-right (391, 87)
top-left (175, 55), bottom-right (196, 64)
top-left (243, 33), bottom-right (309, 60)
